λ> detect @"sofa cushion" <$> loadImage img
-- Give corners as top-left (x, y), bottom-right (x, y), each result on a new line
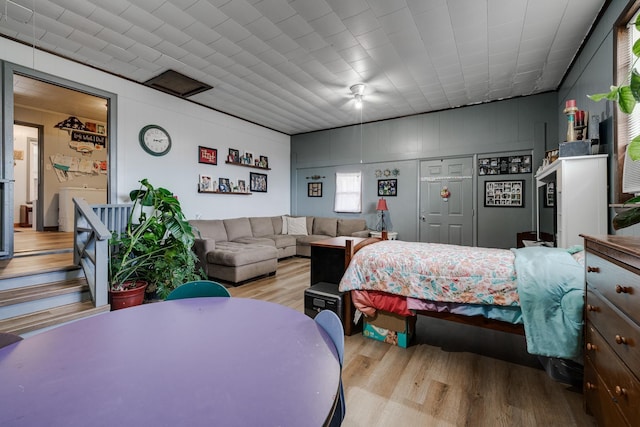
top-left (250, 217), bottom-right (275, 237)
top-left (271, 216), bottom-right (285, 235)
top-left (265, 234), bottom-right (297, 249)
top-left (338, 218), bottom-right (367, 236)
top-left (189, 219), bottom-right (228, 242)
top-left (286, 216), bottom-right (308, 235)
top-left (313, 217), bottom-right (337, 237)
top-left (224, 217), bottom-right (253, 241)
top-left (232, 237), bottom-right (276, 246)
top-left (206, 242), bottom-right (278, 267)
top-left (295, 234), bottom-right (331, 246)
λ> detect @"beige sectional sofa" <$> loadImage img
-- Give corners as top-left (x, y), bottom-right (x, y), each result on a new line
top-left (188, 216), bottom-right (368, 284)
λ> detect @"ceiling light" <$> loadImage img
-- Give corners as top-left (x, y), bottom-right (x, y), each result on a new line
top-left (350, 83), bottom-right (366, 109)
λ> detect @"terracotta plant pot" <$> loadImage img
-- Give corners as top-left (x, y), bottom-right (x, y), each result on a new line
top-left (108, 281), bottom-right (148, 311)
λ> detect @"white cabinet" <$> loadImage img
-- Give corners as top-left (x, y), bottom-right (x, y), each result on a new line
top-left (58, 187), bottom-right (106, 232)
top-left (535, 155), bottom-right (607, 248)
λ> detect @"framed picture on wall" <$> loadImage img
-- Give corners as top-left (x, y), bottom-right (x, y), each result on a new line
top-left (250, 172), bottom-right (267, 192)
top-left (198, 146), bottom-right (217, 165)
top-left (484, 180), bottom-right (524, 207)
top-left (377, 179), bottom-right (397, 196)
top-left (308, 182), bottom-right (322, 197)
top-left (544, 182), bottom-right (555, 207)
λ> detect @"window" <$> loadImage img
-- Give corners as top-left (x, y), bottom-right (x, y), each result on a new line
top-left (616, 2), bottom-right (640, 200)
top-left (334, 172), bottom-right (362, 213)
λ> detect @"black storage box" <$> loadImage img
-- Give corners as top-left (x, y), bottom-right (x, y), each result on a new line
top-left (304, 282), bottom-right (345, 322)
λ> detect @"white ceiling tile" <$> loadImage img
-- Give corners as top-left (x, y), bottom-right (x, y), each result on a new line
top-left (267, 32), bottom-right (298, 55)
top-left (246, 16), bottom-right (282, 41)
top-left (356, 27), bottom-right (389, 50)
top-left (289, 0), bottom-right (331, 21)
top-left (152, 23), bottom-right (191, 46)
top-left (49, 0), bottom-right (96, 17)
top-left (308, 12), bottom-right (346, 38)
top-left (183, 21), bottom-right (221, 45)
top-left (278, 14), bottom-right (313, 40)
top-left (127, 0), bottom-right (165, 13)
top-left (119, 4), bottom-right (163, 31)
top-left (219, 0), bottom-right (262, 25)
top-left (184, 1), bottom-right (227, 27)
top-left (214, 18), bottom-right (252, 43)
top-left (151, 2), bottom-right (196, 29)
top-left (295, 32), bottom-right (327, 52)
top-left (343, 9), bottom-right (379, 37)
top-left (58, 10), bottom-right (102, 36)
top-left (325, 0), bottom-right (368, 20)
top-left (253, 0), bottom-right (296, 24)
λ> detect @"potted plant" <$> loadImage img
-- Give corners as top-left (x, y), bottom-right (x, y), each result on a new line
top-left (109, 179), bottom-right (204, 309)
top-left (589, 17), bottom-right (640, 229)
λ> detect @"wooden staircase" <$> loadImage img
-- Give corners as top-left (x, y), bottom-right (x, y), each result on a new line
top-left (0, 250), bottom-right (110, 336)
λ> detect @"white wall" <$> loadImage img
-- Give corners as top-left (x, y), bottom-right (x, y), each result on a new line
top-left (1, 37), bottom-right (291, 221)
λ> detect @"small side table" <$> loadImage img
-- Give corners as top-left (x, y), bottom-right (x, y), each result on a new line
top-left (369, 230), bottom-right (398, 240)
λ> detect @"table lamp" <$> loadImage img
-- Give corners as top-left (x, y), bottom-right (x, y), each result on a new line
top-left (376, 198), bottom-right (388, 231)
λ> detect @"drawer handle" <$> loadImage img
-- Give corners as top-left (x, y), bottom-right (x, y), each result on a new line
top-left (587, 266), bottom-right (600, 273)
top-left (615, 386), bottom-right (628, 397)
top-left (585, 382), bottom-right (597, 391)
top-left (586, 304), bottom-right (599, 312)
top-left (586, 342), bottom-right (598, 351)
top-left (615, 335), bottom-right (628, 345)
top-left (615, 285), bottom-right (631, 294)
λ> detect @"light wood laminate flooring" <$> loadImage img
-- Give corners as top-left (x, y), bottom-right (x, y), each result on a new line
top-left (229, 257), bottom-right (595, 427)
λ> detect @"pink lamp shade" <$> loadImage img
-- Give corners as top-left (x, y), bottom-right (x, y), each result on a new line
top-left (376, 198), bottom-right (388, 211)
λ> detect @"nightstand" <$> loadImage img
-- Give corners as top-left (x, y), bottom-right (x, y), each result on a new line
top-left (369, 230), bottom-right (398, 240)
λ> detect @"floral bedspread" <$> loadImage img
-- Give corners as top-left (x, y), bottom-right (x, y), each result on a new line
top-left (339, 240), bottom-right (519, 307)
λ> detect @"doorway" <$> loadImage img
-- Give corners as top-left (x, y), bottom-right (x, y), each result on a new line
top-left (1, 63), bottom-right (116, 260)
top-left (419, 157), bottom-right (474, 246)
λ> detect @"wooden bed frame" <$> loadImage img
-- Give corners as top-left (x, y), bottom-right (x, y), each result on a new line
top-left (343, 234), bottom-right (525, 336)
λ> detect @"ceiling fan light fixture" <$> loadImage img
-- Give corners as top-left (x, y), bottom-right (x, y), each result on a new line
top-left (350, 83), bottom-right (366, 109)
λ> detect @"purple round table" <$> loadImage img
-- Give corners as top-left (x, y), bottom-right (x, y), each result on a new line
top-left (0, 298), bottom-right (340, 426)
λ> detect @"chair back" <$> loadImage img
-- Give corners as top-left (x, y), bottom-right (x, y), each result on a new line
top-left (166, 280), bottom-right (231, 300)
top-left (0, 332), bottom-right (23, 349)
top-left (314, 310), bottom-right (345, 426)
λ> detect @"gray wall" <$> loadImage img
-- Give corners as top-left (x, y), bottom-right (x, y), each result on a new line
top-left (557, 0), bottom-right (633, 236)
top-left (291, 92), bottom-right (558, 247)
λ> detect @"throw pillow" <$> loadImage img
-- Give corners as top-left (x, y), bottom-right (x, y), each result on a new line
top-left (286, 216), bottom-right (308, 235)
top-left (281, 215), bottom-right (289, 234)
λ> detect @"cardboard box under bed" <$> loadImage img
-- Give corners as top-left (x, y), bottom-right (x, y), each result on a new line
top-left (362, 310), bottom-right (416, 348)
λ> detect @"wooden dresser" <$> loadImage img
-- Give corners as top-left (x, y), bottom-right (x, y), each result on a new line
top-left (582, 235), bottom-right (640, 426)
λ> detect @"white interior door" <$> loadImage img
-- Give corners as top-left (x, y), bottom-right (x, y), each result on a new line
top-left (419, 157), bottom-right (474, 245)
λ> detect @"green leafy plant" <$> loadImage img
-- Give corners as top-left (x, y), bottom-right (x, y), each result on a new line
top-left (589, 18), bottom-right (640, 229)
top-left (109, 179), bottom-right (204, 298)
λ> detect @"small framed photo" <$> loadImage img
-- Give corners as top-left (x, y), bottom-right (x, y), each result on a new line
top-left (260, 155), bottom-right (269, 168)
top-left (199, 175), bottom-right (213, 192)
top-left (238, 179), bottom-right (247, 193)
top-left (484, 180), bottom-right (524, 207)
top-left (244, 152), bottom-right (253, 165)
top-left (545, 182), bottom-right (555, 207)
top-left (85, 122), bottom-right (97, 133)
top-left (96, 124), bottom-right (106, 135)
top-left (218, 178), bottom-right (231, 192)
top-left (228, 148), bottom-right (240, 163)
top-left (198, 146), bottom-right (217, 165)
top-left (308, 182), bottom-right (322, 197)
top-left (378, 179), bottom-right (397, 197)
top-left (250, 172), bottom-right (267, 192)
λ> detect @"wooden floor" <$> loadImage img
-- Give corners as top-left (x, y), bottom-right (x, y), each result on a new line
top-left (1, 229), bottom-right (74, 279)
top-left (230, 258), bottom-right (596, 427)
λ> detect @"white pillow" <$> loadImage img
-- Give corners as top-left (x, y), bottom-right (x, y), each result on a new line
top-left (286, 216), bottom-right (308, 235)
top-left (281, 215), bottom-right (289, 234)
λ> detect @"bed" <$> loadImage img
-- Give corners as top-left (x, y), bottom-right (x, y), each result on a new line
top-left (339, 237), bottom-right (585, 359)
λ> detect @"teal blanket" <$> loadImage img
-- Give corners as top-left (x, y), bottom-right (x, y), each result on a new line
top-left (511, 246), bottom-right (584, 359)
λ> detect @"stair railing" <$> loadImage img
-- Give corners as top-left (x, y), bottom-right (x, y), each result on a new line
top-left (73, 199), bottom-right (132, 308)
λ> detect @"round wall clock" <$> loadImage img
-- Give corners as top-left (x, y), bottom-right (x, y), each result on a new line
top-left (139, 125), bottom-right (171, 156)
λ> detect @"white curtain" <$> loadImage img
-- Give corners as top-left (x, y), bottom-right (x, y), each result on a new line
top-left (334, 172), bottom-right (362, 213)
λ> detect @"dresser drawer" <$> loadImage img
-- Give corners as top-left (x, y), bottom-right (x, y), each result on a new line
top-left (585, 322), bottom-right (640, 424)
top-left (584, 357), bottom-right (630, 427)
top-left (586, 289), bottom-right (640, 376)
top-left (585, 251), bottom-right (640, 325)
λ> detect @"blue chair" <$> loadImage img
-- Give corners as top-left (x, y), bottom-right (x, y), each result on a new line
top-left (0, 332), bottom-right (23, 349)
top-left (315, 310), bottom-right (345, 426)
top-left (165, 280), bottom-right (231, 300)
